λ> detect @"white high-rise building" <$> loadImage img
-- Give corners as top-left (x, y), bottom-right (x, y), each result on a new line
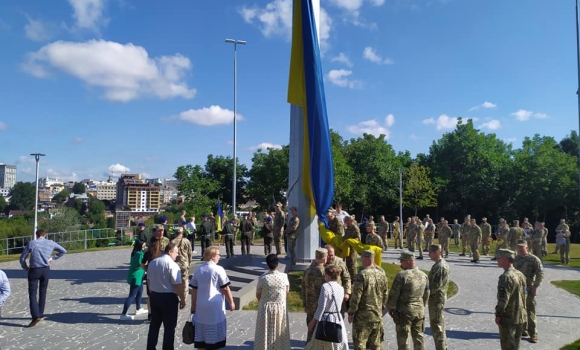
top-left (0, 164), bottom-right (17, 189)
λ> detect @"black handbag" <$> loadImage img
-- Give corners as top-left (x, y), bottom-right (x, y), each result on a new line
top-left (315, 287), bottom-right (343, 343)
top-left (182, 314), bottom-right (195, 344)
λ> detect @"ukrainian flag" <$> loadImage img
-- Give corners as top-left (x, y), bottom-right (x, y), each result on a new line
top-left (288, 0), bottom-right (334, 226)
top-left (216, 200), bottom-right (223, 232)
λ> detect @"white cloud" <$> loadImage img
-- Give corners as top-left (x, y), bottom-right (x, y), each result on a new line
top-left (326, 69), bottom-right (362, 88)
top-left (468, 101), bottom-right (497, 111)
top-left (24, 16), bottom-right (57, 42)
top-left (141, 172), bottom-right (152, 179)
top-left (16, 155), bottom-right (36, 164)
top-left (249, 142), bottom-right (283, 150)
top-left (511, 109), bottom-right (532, 121)
top-left (331, 52), bottom-right (353, 67)
top-left (46, 168), bottom-right (78, 182)
top-left (534, 112), bottom-right (548, 119)
top-left (479, 119), bottom-right (501, 131)
top-left (362, 46), bottom-right (393, 65)
top-left (385, 113), bottom-right (395, 127)
top-left (167, 105), bottom-right (242, 126)
top-left (422, 114), bottom-right (458, 131)
top-left (239, 0), bottom-right (332, 52)
top-left (22, 40), bottom-right (196, 102)
top-left (504, 137), bottom-right (517, 144)
top-left (71, 137), bottom-right (84, 144)
top-left (347, 119), bottom-right (390, 138)
top-left (68, 0), bottom-right (107, 33)
top-left (107, 163), bottom-right (130, 177)
top-left (0, 122), bottom-right (6, 131)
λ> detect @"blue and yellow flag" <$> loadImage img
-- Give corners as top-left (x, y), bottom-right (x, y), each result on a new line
top-left (216, 200), bottom-right (223, 232)
top-left (288, 0), bottom-right (334, 226)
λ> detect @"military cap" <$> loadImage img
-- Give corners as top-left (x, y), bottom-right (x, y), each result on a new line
top-left (175, 227), bottom-right (183, 233)
top-left (361, 249), bottom-right (375, 259)
top-left (161, 216), bottom-right (168, 222)
top-left (399, 250), bottom-right (415, 260)
top-left (155, 224), bottom-right (164, 230)
top-left (152, 227), bottom-right (157, 232)
top-left (138, 222), bottom-right (145, 227)
top-left (482, 217), bottom-right (487, 221)
top-left (326, 209), bottom-right (336, 216)
top-left (498, 218), bottom-right (506, 223)
top-left (315, 248), bottom-right (328, 259)
top-left (181, 220), bottom-right (188, 225)
top-left (276, 202), bottom-right (283, 207)
top-left (497, 248), bottom-right (515, 260)
top-left (267, 217), bottom-right (272, 222)
top-left (513, 219), bottom-right (519, 225)
top-left (516, 239), bottom-right (528, 247)
top-left (201, 214), bottom-right (208, 218)
top-left (344, 215), bottom-right (352, 221)
top-left (429, 244), bottom-right (442, 252)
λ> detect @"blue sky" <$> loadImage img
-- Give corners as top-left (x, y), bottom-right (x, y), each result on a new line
top-left (0, 0), bottom-right (577, 183)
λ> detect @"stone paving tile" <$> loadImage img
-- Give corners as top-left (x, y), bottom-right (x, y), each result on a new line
top-left (0, 245), bottom-right (578, 349)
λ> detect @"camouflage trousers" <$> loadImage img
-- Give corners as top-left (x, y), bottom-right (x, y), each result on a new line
top-left (393, 231), bottom-right (401, 248)
top-left (288, 235), bottom-right (297, 265)
top-left (559, 242), bottom-right (570, 264)
top-left (407, 234), bottom-right (416, 252)
top-left (379, 232), bottom-right (388, 251)
top-left (395, 314), bottom-right (425, 350)
top-left (499, 323), bottom-right (523, 350)
top-left (524, 289), bottom-right (537, 337)
top-left (482, 235), bottom-right (490, 255)
top-left (453, 233), bottom-right (460, 247)
top-left (273, 228), bottom-right (283, 255)
top-left (415, 235), bottom-right (424, 257)
top-left (469, 242), bottom-right (480, 261)
top-left (531, 243), bottom-right (543, 262)
top-left (424, 235), bottom-right (433, 251)
top-left (439, 240), bottom-right (449, 257)
top-left (428, 301), bottom-right (447, 350)
top-left (306, 313), bottom-right (314, 342)
top-left (346, 254), bottom-right (357, 280)
top-left (461, 236), bottom-right (469, 255)
top-left (352, 320), bottom-right (383, 350)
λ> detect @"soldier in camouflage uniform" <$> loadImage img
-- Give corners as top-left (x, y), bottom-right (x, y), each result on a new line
top-left (514, 240), bottom-right (544, 343)
top-left (438, 220), bottom-right (452, 258)
top-left (414, 217), bottom-right (425, 260)
top-left (468, 218), bottom-right (482, 263)
top-left (387, 250), bottom-right (430, 350)
top-left (344, 216), bottom-right (361, 280)
top-left (530, 222), bottom-right (544, 261)
top-left (348, 250), bottom-right (389, 350)
top-left (393, 216), bottom-right (402, 249)
top-left (507, 220), bottom-right (524, 251)
top-left (171, 227), bottom-right (192, 303)
top-left (451, 219), bottom-right (461, 248)
top-left (492, 219), bottom-right (510, 261)
top-left (328, 210), bottom-right (345, 237)
top-left (273, 203), bottom-right (286, 255)
top-left (377, 216), bottom-right (389, 251)
top-left (424, 219), bottom-right (435, 251)
top-left (459, 215), bottom-right (471, 257)
top-left (153, 225), bottom-right (170, 250)
top-left (495, 249), bottom-right (527, 350)
top-left (480, 217), bottom-right (492, 255)
top-left (428, 244), bottom-right (450, 350)
top-left (286, 207), bottom-right (300, 266)
top-left (540, 222), bottom-right (548, 257)
top-left (404, 217), bottom-right (412, 248)
top-left (365, 223), bottom-right (384, 250)
top-left (301, 248), bottom-right (327, 342)
top-left (325, 245), bottom-right (351, 317)
top-left (555, 219), bottom-right (571, 265)
top-left (407, 218), bottom-right (417, 252)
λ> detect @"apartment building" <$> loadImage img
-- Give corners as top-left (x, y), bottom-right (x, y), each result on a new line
top-left (116, 174), bottom-right (160, 212)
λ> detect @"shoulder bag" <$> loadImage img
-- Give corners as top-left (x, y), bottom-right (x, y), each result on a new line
top-left (315, 285), bottom-right (343, 343)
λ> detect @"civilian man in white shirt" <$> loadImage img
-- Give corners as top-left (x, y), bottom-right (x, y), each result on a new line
top-left (336, 203), bottom-right (350, 223)
top-left (146, 242), bottom-right (186, 350)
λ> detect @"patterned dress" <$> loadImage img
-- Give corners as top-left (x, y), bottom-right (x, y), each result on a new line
top-left (254, 270), bottom-right (291, 350)
top-left (305, 281), bottom-right (349, 350)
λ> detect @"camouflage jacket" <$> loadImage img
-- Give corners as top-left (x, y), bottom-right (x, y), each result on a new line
top-left (468, 225), bottom-right (482, 243)
top-left (451, 223), bottom-right (461, 237)
top-left (438, 226), bottom-right (452, 242)
top-left (325, 258), bottom-right (352, 294)
top-left (497, 226), bottom-right (510, 239)
top-left (171, 237), bottom-right (192, 274)
top-left (514, 253), bottom-right (544, 288)
top-left (377, 222), bottom-right (388, 235)
top-left (387, 267), bottom-right (429, 318)
top-left (348, 265), bottom-right (388, 322)
top-left (301, 262), bottom-right (326, 314)
top-left (274, 211), bottom-right (286, 230)
top-left (495, 267), bottom-right (527, 326)
top-left (481, 223), bottom-right (492, 238)
top-left (507, 227), bottom-right (524, 244)
top-left (329, 217), bottom-right (345, 237)
top-left (424, 224), bottom-right (435, 237)
top-left (392, 221), bottom-right (400, 234)
top-left (286, 216), bottom-right (300, 237)
top-left (365, 233), bottom-right (383, 248)
top-left (428, 259), bottom-right (449, 303)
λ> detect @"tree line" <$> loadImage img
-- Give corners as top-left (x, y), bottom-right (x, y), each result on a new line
top-left (175, 118), bottom-right (580, 240)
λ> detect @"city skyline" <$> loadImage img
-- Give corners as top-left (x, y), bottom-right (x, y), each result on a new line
top-left (0, 0), bottom-right (578, 183)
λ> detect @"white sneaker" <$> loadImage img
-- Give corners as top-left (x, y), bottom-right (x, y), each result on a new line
top-left (192, 251), bottom-right (197, 253)
top-left (135, 308), bottom-right (148, 315)
top-left (120, 314), bottom-right (134, 320)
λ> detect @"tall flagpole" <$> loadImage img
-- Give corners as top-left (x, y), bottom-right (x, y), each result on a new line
top-left (399, 168), bottom-right (403, 246)
top-left (575, 0), bottom-right (580, 218)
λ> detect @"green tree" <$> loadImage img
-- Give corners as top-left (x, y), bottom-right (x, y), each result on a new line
top-left (0, 196), bottom-right (6, 214)
top-left (40, 207), bottom-right (81, 233)
top-left (8, 182), bottom-right (36, 211)
top-left (246, 146), bottom-right (290, 209)
top-left (174, 165), bottom-right (219, 218)
top-left (86, 199), bottom-right (106, 228)
top-left (0, 215), bottom-right (32, 239)
top-left (72, 182), bottom-right (86, 194)
top-left (403, 163), bottom-right (437, 216)
top-left (559, 130), bottom-right (579, 158)
top-left (330, 130), bottom-right (355, 208)
top-left (52, 189), bottom-right (71, 204)
top-left (203, 155), bottom-right (248, 210)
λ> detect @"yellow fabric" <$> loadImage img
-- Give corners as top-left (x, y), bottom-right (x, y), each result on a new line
top-left (319, 222), bottom-right (382, 266)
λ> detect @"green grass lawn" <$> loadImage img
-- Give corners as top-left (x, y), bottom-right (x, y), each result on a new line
top-left (0, 245), bottom-right (130, 263)
top-left (243, 261), bottom-right (457, 312)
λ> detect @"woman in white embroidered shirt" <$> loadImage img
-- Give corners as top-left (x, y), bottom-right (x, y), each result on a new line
top-left (305, 265), bottom-right (350, 350)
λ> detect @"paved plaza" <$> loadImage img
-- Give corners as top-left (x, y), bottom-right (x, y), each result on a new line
top-left (0, 244), bottom-right (579, 350)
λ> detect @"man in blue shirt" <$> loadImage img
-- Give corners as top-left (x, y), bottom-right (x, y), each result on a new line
top-left (0, 269), bottom-right (10, 318)
top-left (19, 229), bottom-right (67, 327)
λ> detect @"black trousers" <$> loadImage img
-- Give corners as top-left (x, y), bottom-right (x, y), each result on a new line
top-left (241, 232), bottom-right (252, 255)
top-left (200, 235), bottom-right (211, 258)
top-left (264, 236), bottom-right (273, 255)
top-left (28, 266), bottom-right (50, 320)
top-left (224, 234), bottom-right (234, 257)
top-left (146, 292), bottom-right (179, 350)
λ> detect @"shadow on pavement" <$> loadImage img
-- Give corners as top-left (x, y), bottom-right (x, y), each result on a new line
top-left (45, 312), bottom-right (145, 325)
top-left (0, 317), bottom-right (30, 328)
top-left (223, 339), bottom-right (307, 349)
top-left (2, 269), bottom-right (126, 284)
top-left (61, 296), bottom-right (148, 305)
top-left (445, 329), bottom-right (499, 340)
top-left (444, 308), bottom-right (494, 316)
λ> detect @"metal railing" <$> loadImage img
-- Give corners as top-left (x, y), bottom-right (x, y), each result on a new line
top-left (1, 228), bottom-right (125, 256)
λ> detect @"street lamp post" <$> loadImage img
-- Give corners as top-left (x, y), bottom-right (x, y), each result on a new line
top-left (225, 38), bottom-right (246, 218)
top-left (30, 153), bottom-right (46, 240)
